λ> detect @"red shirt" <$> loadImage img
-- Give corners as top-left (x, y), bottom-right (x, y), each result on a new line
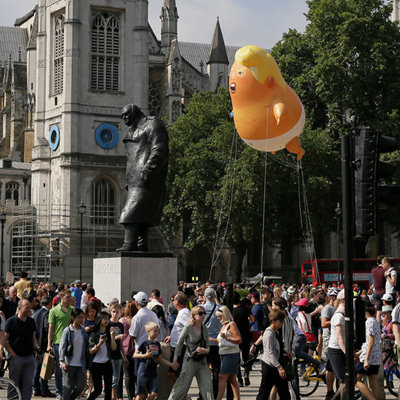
top-left (372, 265), bottom-right (386, 295)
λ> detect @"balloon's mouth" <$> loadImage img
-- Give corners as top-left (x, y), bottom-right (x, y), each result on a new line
top-left (230, 83), bottom-right (236, 93)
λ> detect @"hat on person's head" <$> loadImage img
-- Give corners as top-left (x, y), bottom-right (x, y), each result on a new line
top-left (73, 280), bottom-right (81, 285)
top-left (287, 286), bottom-right (296, 294)
top-left (382, 305), bottom-right (393, 313)
top-left (328, 287), bottom-right (340, 297)
top-left (337, 289), bottom-right (345, 299)
top-left (133, 291), bottom-right (148, 305)
top-left (183, 287), bottom-right (195, 298)
top-left (204, 287), bottom-right (216, 299)
top-left (295, 298), bottom-right (309, 307)
top-left (382, 293), bottom-right (393, 302)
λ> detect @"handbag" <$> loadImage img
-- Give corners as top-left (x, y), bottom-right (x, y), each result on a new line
top-left (279, 353), bottom-right (295, 381)
top-left (189, 326), bottom-right (207, 361)
top-left (40, 351), bottom-right (55, 380)
top-left (299, 312), bottom-right (317, 343)
top-left (272, 330), bottom-right (294, 381)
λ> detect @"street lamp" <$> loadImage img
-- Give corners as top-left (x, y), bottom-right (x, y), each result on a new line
top-left (335, 203), bottom-right (342, 285)
top-left (78, 199), bottom-right (87, 281)
top-left (0, 209), bottom-right (6, 284)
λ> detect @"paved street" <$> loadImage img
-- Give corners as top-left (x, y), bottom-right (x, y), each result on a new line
top-left (27, 358), bottom-right (398, 400)
top-left (186, 358), bottom-right (399, 400)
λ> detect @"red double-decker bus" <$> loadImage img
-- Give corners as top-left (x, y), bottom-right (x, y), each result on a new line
top-left (300, 258), bottom-right (400, 287)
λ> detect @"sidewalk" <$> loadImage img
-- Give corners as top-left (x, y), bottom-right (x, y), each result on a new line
top-left (31, 359), bottom-right (397, 399)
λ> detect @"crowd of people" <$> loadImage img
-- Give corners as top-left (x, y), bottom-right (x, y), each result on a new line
top-left (1, 256), bottom-right (400, 400)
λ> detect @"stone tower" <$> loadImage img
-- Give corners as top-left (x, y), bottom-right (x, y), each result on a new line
top-left (160, 0), bottom-right (178, 55)
top-left (30, 0), bottom-right (150, 274)
top-left (392, 0), bottom-right (400, 22)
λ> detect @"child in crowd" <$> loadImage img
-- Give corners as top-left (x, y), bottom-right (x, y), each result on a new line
top-left (133, 322), bottom-right (173, 400)
top-left (109, 304), bottom-right (128, 400)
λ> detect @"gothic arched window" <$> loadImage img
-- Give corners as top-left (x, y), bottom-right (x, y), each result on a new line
top-left (5, 182), bottom-right (19, 205)
top-left (148, 80), bottom-right (161, 117)
top-left (54, 13), bottom-right (65, 95)
top-left (91, 177), bottom-right (116, 225)
top-left (91, 10), bottom-right (120, 92)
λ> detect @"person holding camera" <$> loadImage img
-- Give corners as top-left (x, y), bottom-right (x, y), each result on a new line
top-left (87, 311), bottom-right (117, 400)
top-left (168, 306), bottom-right (213, 400)
top-left (59, 308), bottom-right (89, 400)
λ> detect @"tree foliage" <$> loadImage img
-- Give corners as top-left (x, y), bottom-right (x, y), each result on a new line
top-left (163, 0), bottom-right (400, 274)
top-left (162, 88), bottom-right (337, 280)
top-left (272, 0), bottom-right (400, 234)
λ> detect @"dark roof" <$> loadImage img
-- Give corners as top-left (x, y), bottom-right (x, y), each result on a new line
top-left (180, 42), bottom-right (240, 74)
top-left (14, 6), bottom-right (37, 27)
top-left (13, 63), bottom-right (27, 89)
top-left (208, 19), bottom-right (229, 65)
top-left (0, 27), bottom-right (27, 64)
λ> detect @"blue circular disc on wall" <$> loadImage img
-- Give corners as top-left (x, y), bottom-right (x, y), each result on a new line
top-left (49, 125), bottom-right (60, 151)
top-left (95, 123), bottom-right (119, 149)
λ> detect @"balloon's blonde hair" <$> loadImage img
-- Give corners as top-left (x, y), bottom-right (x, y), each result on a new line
top-left (235, 45), bottom-right (286, 89)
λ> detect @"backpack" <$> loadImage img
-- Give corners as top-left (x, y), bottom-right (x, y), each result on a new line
top-left (261, 303), bottom-right (270, 330)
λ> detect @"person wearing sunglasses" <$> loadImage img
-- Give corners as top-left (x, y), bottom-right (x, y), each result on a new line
top-left (167, 306), bottom-right (213, 400)
top-left (212, 306), bottom-right (242, 400)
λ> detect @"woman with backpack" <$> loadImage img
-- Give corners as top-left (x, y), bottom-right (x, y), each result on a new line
top-left (59, 308), bottom-right (89, 400)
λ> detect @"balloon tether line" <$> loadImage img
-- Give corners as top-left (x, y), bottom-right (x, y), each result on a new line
top-left (260, 106), bottom-right (269, 275)
top-left (209, 127), bottom-right (238, 281)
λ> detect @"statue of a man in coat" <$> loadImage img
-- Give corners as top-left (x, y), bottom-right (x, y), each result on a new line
top-left (117, 104), bottom-right (169, 252)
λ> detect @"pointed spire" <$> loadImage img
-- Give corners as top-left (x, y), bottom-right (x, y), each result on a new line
top-left (207, 17), bottom-right (229, 65)
top-left (161, 0), bottom-right (179, 50)
top-left (162, 0), bottom-right (177, 10)
top-left (160, 0), bottom-right (178, 23)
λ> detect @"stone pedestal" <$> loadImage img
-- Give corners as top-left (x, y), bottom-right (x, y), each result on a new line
top-left (93, 253), bottom-right (177, 305)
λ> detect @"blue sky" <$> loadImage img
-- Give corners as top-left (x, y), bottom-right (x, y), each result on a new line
top-left (0, 0), bottom-right (309, 49)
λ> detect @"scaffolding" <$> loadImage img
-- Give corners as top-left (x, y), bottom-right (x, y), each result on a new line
top-left (10, 204), bottom-right (124, 280)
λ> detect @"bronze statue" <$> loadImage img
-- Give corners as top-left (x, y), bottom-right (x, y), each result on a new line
top-left (117, 104), bottom-right (169, 252)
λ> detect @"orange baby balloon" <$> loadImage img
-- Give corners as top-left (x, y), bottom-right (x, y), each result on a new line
top-left (229, 45), bottom-right (305, 159)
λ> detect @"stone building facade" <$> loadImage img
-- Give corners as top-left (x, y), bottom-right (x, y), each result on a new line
top-left (0, 0), bottom-right (239, 282)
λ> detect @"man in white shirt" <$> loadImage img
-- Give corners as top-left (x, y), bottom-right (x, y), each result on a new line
top-left (321, 287), bottom-right (339, 400)
top-left (392, 302), bottom-right (400, 360)
top-left (383, 257), bottom-right (397, 296)
top-left (147, 288), bottom-right (165, 311)
top-left (164, 292), bottom-right (190, 383)
top-left (129, 291), bottom-right (159, 351)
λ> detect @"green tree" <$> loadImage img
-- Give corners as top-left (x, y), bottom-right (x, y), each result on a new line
top-left (162, 89), bottom-right (337, 281)
top-left (163, 0), bottom-right (400, 278)
top-left (272, 0), bottom-right (400, 246)
top-left (274, 0), bottom-right (400, 132)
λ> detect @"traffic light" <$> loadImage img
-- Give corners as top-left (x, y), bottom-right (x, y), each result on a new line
top-left (353, 127), bottom-right (398, 238)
